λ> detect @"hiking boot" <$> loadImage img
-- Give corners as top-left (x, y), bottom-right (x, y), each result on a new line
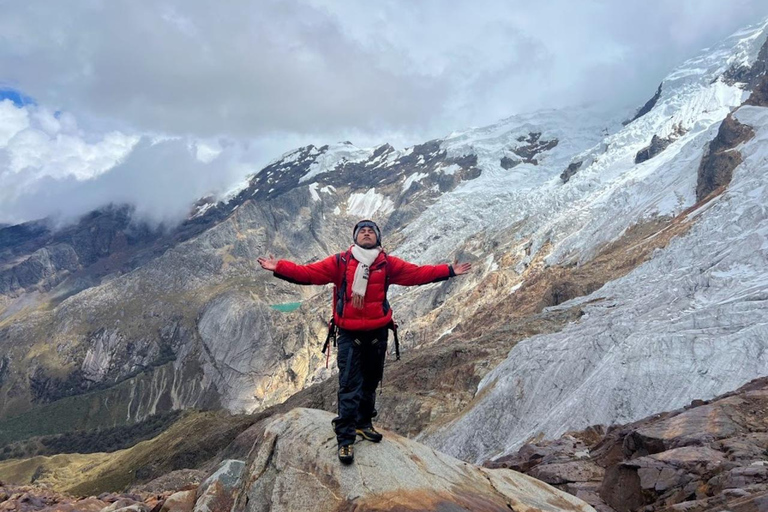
top-left (338, 444), bottom-right (354, 464)
top-left (356, 426), bottom-right (383, 443)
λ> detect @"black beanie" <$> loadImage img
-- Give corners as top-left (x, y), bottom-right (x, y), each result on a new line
top-left (353, 220), bottom-right (381, 246)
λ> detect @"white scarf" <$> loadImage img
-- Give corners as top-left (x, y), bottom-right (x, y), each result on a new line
top-left (350, 244), bottom-right (382, 308)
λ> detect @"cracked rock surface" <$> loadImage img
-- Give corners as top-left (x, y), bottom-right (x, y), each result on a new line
top-left (231, 407), bottom-right (595, 512)
top-left (486, 377), bottom-right (768, 512)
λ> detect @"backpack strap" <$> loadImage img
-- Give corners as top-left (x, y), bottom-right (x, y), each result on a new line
top-left (387, 319), bottom-right (400, 361)
top-left (321, 318), bottom-right (337, 367)
top-left (334, 250), bottom-right (351, 317)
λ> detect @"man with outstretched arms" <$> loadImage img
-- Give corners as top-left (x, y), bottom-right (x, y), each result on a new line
top-left (258, 219), bottom-right (471, 464)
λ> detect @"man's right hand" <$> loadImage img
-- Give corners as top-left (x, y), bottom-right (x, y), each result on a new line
top-left (257, 254), bottom-right (278, 271)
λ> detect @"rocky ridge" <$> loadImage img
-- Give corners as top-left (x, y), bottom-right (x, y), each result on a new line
top-left (0, 408), bottom-right (596, 512)
top-left (486, 377), bottom-right (768, 512)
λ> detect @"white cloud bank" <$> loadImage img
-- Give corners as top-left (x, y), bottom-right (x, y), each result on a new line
top-left (1, 1), bottom-right (767, 226)
top-left (0, 100), bottom-right (258, 227)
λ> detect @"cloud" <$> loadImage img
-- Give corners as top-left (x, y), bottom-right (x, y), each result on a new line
top-left (0, 100), bottom-right (140, 222)
top-left (0, 133), bottom-right (259, 228)
top-left (0, 100), bottom-right (268, 227)
top-left (1, 1), bottom-right (767, 226)
top-left (3, 0), bottom-right (764, 139)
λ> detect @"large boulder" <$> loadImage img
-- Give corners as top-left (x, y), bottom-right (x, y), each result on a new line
top-left (486, 377), bottom-right (768, 512)
top-left (230, 408), bottom-right (594, 511)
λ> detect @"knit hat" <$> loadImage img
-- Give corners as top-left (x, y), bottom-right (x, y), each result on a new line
top-left (353, 220), bottom-right (381, 246)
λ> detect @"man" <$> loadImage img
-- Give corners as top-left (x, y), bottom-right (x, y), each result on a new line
top-left (258, 219), bottom-right (471, 464)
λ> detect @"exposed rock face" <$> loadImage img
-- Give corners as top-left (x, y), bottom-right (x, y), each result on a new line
top-left (722, 35), bottom-right (768, 89)
top-left (560, 160), bottom-right (583, 183)
top-left (500, 156), bottom-right (521, 169)
top-left (0, 206), bottom-right (162, 299)
top-left (487, 377), bottom-right (768, 512)
top-left (514, 132), bottom-right (559, 164)
top-left (696, 112), bottom-right (755, 201)
top-left (627, 83), bottom-right (663, 124)
top-left (193, 459), bottom-right (244, 512)
top-left (745, 73), bottom-right (768, 106)
top-left (229, 408), bottom-right (594, 512)
top-left (196, 294), bottom-right (315, 412)
top-left (635, 134), bottom-right (672, 164)
top-left (634, 123), bottom-right (688, 164)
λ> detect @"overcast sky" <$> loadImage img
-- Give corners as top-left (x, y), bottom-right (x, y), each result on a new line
top-left (1, 0), bottom-right (767, 226)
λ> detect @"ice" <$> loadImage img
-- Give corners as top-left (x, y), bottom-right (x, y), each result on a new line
top-left (308, 182), bottom-right (320, 201)
top-left (299, 142), bottom-right (373, 183)
top-left (402, 172), bottom-right (428, 192)
top-left (346, 188), bottom-right (395, 218)
top-left (416, 22), bottom-right (768, 463)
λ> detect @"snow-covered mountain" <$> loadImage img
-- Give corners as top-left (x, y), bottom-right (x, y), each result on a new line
top-left (0, 17), bottom-right (767, 486)
top-left (419, 17), bottom-right (768, 463)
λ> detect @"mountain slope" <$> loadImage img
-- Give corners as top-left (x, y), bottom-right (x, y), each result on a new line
top-left (420, 19), bottom-right (768, 463)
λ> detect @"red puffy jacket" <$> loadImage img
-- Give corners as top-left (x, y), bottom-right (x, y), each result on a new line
top-left (274, 247), bottom-right (454, 331)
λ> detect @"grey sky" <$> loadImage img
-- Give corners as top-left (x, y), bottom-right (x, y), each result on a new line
top-left (1, 0), bottom-right (767, 225)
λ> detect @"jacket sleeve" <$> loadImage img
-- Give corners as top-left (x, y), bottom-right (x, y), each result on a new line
top-left (387, 255), bottom-right (455, 286)
top-left (273, 255), bottom-right (339, 285)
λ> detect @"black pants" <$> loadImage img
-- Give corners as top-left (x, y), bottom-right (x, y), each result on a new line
top-left (332, 327), bottom-right (388, 447)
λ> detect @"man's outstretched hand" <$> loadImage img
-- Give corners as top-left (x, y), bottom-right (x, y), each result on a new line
top-left (258, 254), bottom-right (278, 271)
top-left (453, 261), bottom-right (472, 275)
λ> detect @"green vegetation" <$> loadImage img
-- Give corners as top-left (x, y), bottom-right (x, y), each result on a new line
top-left (0, 410), bottom-right (256, 495)
top-left (0, 410), bottom-right (184, 461)
top-left (0, 363), bottom-right (179, 446)
top-left (270, 302), bottom-right (301, 312)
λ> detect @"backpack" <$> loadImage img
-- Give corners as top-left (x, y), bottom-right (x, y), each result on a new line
top-left (321, 249), bottom-right (400, 367)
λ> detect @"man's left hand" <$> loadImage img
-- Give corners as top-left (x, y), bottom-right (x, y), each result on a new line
top-left (453, 261), bottom-right (471, 275)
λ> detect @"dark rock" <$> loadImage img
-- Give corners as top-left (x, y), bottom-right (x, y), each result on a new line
top-left (512, 132), bottom-right (559, 164)
top-left (28, 367), bottom-right (91, 404)
top-left (561, 161), bottom-right (583, 183)
top-left (696, 113), bottom-right (756, 201)
top-left (599, 463), bottom-right (646, 512)
top-left (722, 36), bottom-right (768, 89)
top-left (635, 124), bottom-right (687, 164)
top-left (626, 83), bottom-right (663, 125)
top-left (636, 135), bottom-right (673, 164)
top-left (500, 156), bottom-right (520, 169)
top-left (745, 73), bottom-right (768, 107)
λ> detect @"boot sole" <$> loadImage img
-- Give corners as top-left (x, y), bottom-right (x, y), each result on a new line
top-left (356, 430), bottom-right (383, 443)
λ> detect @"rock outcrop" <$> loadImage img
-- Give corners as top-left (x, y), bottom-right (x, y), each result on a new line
top-left (745, 73), bottom-right (768, 107)
top-left (487, 377), bottom-right (768, 512)
top-left (695, 112), bottom-right (755, 201)
top-left (513, 132), bottom-right (559, 165)
top-left (228, 408), bottom-right (593, 512)
top-left (560, 160), bottom-right (582, 183)
top-left (634, 124), bottom-right (686, 164)
top-left (627, 83), bottom-right (663, 124)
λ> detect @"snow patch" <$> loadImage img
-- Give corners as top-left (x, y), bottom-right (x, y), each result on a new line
top-left (299, 143), bottom-right (372, 183)
top-left (402, 172), bottom-right (428, 192)
top-left (441, 164), bottom-right (462, 176)
top-left (308, 182), bottom-right (320, 201)
top-left (346, 189), bottom-right (395, 218)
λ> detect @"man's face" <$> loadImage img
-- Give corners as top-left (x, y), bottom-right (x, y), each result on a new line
top-left (356, 226), bottom-right (377, 249)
